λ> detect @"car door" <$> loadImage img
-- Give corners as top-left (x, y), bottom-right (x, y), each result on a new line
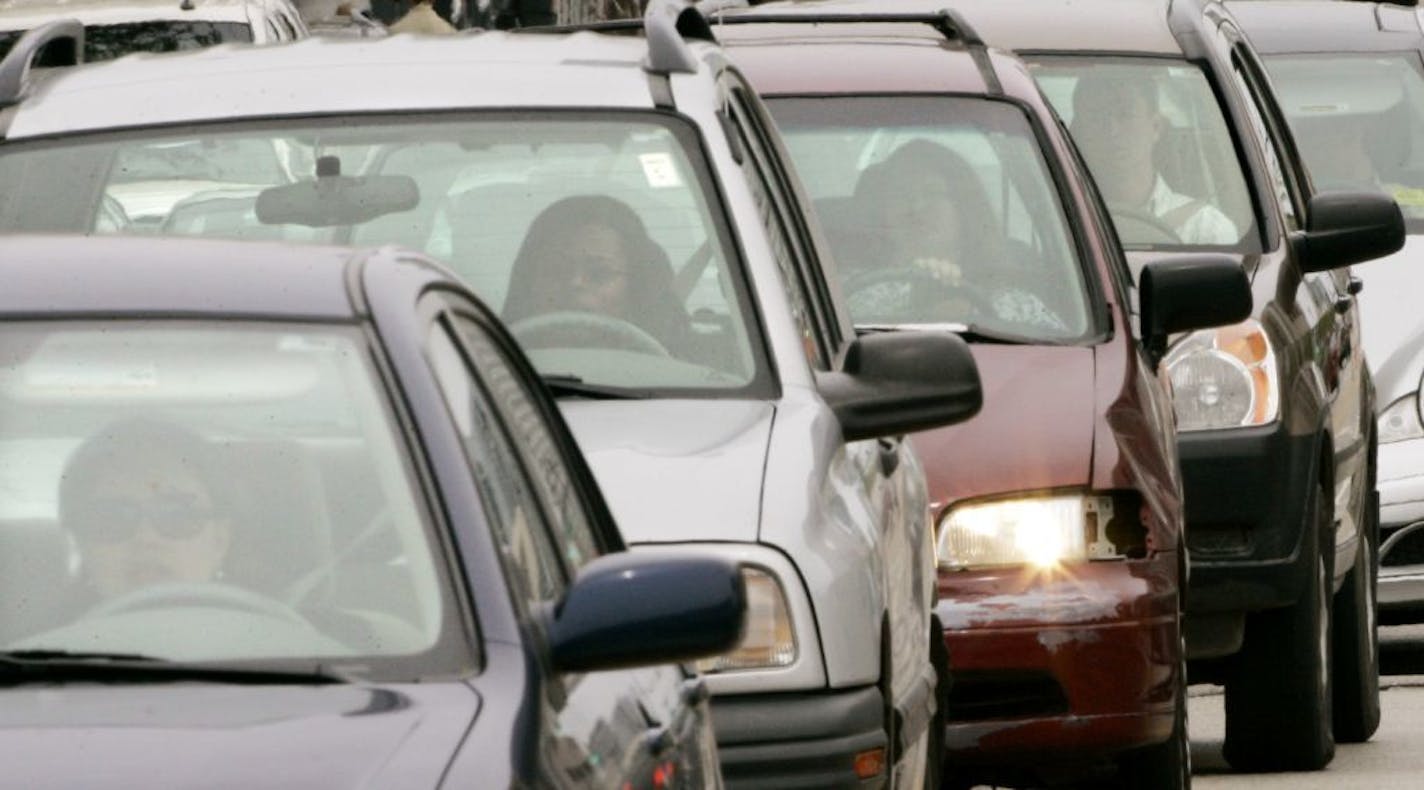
top-left (423, 293), bottom-right (709, 789)
top-left (722, 70), bottom-right (934, 739)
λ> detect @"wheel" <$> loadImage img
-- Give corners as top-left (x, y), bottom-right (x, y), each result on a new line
top-left (509, 310), bottom-right (671, 356)
top-left (1114, 608), bottom-right (1190, 788)
top-left (842, 265), bottom-right (990, 324)
top-left (1334, 438), bottom-right (1381, 743)
top-left (83, 581), bottom-right (312, 626)
top-left (1222, 482), bottom-right (1335, 771)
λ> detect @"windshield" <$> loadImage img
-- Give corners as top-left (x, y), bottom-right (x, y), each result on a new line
top-left (1031, 58), bottom-right (1257, 252)
top-left (767, 96), bottom-right (1094, 341)
top-left (0, 21), bottom-right (253, 62)
top-left (0, 114), bottom-right (763, 395)
top-left (0, 322), bottom-right (466, 677)
top-left (1264, 52), bottom-right (1424, 231)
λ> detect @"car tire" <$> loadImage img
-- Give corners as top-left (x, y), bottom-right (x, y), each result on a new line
top-left (1333, 442), bottom-right (1381, 743)
top-left (924, 615), bottom-right (950, 790)
top-left (1114, 596), bottom-right (1190, 788)
top-left (1222, 482), bottom-right (1335, 772)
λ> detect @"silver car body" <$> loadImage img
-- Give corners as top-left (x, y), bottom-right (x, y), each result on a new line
top-left (0, 27), bottom-right (940, 784)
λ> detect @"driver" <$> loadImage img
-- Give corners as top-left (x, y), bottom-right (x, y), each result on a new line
top-left (1070, 71), bottom-right (1239, 245)
top-left (59, 419), bottom-right (233, 603)
top-left (502, 194), bottom-right (694, 356)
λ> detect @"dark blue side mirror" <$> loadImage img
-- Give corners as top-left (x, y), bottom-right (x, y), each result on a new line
top-left (547, 553), bottom-right (746, 673)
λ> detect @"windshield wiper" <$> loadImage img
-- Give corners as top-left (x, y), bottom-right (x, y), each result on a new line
top-left (856, 322), bottom-right (1044, 345)
top-left (0, 650), bottom-right (349, 686)
top-left (540, 373), bottom-right (649, 400)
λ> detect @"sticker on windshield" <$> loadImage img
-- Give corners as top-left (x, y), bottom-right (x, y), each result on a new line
top-left (639, 153), bottom-right (683, 189)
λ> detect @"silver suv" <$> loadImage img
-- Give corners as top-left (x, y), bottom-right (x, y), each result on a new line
top-left (0, 5), bottom-right (982, 787)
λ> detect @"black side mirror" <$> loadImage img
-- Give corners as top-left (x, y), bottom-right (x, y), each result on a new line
top-left (547, 552), bottom-right (745, 673)
top-left (1294, 190), bottom-right (1404, 273)
top-left (816, 331), bottom-right (982, 442)
top-left (1140, 255), bottom-right (1252, 365)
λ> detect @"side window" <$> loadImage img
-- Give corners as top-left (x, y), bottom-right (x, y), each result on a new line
top-left (727, 92), bottom-right (832, 369)
top-left (427, 319), bottom-right (566, 604)
top-left (1224, 43), bottom-right (1304, 230)
top-left (450, 313), bottom-right (602, 573)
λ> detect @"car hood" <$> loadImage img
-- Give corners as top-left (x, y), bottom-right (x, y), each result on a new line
top-left (0, 683), bottom-right (479, 788)
top-left (1357, 234), bottom-right (1424, 403)
top-left (561, 400), bottom-right (773, 545)
top-left (911, 345), bottom-right (1097, 510)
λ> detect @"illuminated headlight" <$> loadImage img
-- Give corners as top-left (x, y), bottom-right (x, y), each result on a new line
top-left (696, 567), bottom-right (796, 673)
top-left (1164, 319), bottom-right (1279, 431)
top-left (1380, 394), bottom-right (1424, 444)
top-left (937, 492), bottom-right (1147, 571)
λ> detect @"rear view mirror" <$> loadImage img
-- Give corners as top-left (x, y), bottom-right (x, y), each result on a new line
top-left (816, 331), bottom-right (982, 442)
top-left (1140, 255), bottom-right (1252, 364)
top-left (255, 156), bottom-right (418, 227)
top-left (547, 552), bottom-right (745, 673)
top-left (1295, 190), bottom-right (1404, 272)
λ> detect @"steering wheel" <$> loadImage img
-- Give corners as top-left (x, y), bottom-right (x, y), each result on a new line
top-left (81, 582), bottom-right (313, 627)
top-left (510, 310), bottom-right (671, 357)
top-left (842, 265), bottom-right (991, 322)
top-left (1108, 206), bottom-right (1182, 245)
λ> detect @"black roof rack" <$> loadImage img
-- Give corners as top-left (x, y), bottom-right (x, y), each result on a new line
top-left (708, 8), bottom-right (1001, 95)
top-left (0, 19), bottom-right (84, 108)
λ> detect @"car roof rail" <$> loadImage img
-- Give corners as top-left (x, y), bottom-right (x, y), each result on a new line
top-left (519, 0), bottom-right (715, 75)
top-left (704, 8), bottom-right (1001, 94)
top-left (0, 19), bottom-right (84, 108)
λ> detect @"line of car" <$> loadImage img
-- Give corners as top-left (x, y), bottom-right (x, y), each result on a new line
top-left (0, 0), bottom-right (1414, 788)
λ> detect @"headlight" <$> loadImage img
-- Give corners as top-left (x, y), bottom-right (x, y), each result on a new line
top-left (1380, 394), bottom-right (1424, 444)
top-left (937, 491), bottom-right (1146, 571)
top-left (1164, 319), bottom-right (1279, 431)
top-left (696, 567), bottom-right (796, 673)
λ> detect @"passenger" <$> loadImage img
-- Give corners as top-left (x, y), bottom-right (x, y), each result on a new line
top-left (851, 139), bottom-right (1068, 332)
top-left (1070, 72), bottom-right (1239, 244)
top-left (60, 419), bottom-right (234, 603)
top-left (503, 194), bottom-right (694, 355)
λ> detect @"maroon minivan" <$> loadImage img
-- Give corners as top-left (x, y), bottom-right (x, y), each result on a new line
top-left (719, 3), bottom-right (1249, 786)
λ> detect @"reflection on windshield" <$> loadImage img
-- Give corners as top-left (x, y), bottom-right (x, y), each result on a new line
top-left (1033, 58), bottom-right (1256, 251)
top-left (1265, 53), bottom-right (1424, 227)
top-left (768, 96), bottom-right (1093, 341)
top-left (0, 323), bottom-right (457, 676)
top-left (0, 117), bottom-right (760, 394)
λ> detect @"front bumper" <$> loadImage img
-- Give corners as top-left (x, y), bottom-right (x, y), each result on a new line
top-left (933, 557), bottom-right (1178, 768)
top-left (1178, 421), bottom-right (1319, 618)
top-left (710, 686), bottom-right (887, 790)
top-left (1378, 438), bottom-right (1424, 616)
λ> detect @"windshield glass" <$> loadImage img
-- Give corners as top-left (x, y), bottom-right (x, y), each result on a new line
top-left (1031, 58), bottom-right (1257, 252)
top-left (0, 322), bottom-right (465, 677)
top-left (1264, 52), bottom-right (1424, 231)
top-left (767, 96), bottom-right (1093, 340)
top-left (0, 115), bottom-right (762, 395)
top-left (0, 21), bottom-right (253, 62)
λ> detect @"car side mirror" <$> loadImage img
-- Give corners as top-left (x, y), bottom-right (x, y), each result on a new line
top-left (816, 331), bottom-right (982, 442)
top-left (1294, 190), bottom-right (1404, 273)
top-left (1140, 255), bottom-right (1252, 366)
top-left (547, 552), bottom-right (745, 673)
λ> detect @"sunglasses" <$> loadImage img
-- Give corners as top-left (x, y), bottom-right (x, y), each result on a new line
top-left (68, 493), bottom-right (218, 544)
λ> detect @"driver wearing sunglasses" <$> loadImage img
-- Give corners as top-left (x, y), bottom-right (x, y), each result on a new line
top-left (59, 419), bottom-right (233, 602)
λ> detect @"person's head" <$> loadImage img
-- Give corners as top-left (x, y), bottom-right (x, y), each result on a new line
top-left (854, 139), bottom-right (1000, 266)
top-left (1070, 71), bottom-right (1163, 197)
top-left (60, 419), bottom-right (233, 599)
top-left (504, 194), bottom-right (676, 324)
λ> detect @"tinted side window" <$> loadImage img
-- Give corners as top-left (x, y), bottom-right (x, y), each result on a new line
top-left (1224, 42), bottom-right (1305, 230)
top-left (727, 93), bottom-right (832, 369)
top-left (428, 319), bottom-right (565, 603)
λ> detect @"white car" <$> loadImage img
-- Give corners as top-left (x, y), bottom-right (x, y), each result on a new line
top-left (0, 5), bottom-right (981, 787)
top-left (0, 0), bottom-right (305, 62)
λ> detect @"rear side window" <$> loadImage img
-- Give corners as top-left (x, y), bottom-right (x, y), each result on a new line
top-left (1032, 57), bottom-right (1257, 252)
top-left (83, 21), bottom-right (254, 61)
